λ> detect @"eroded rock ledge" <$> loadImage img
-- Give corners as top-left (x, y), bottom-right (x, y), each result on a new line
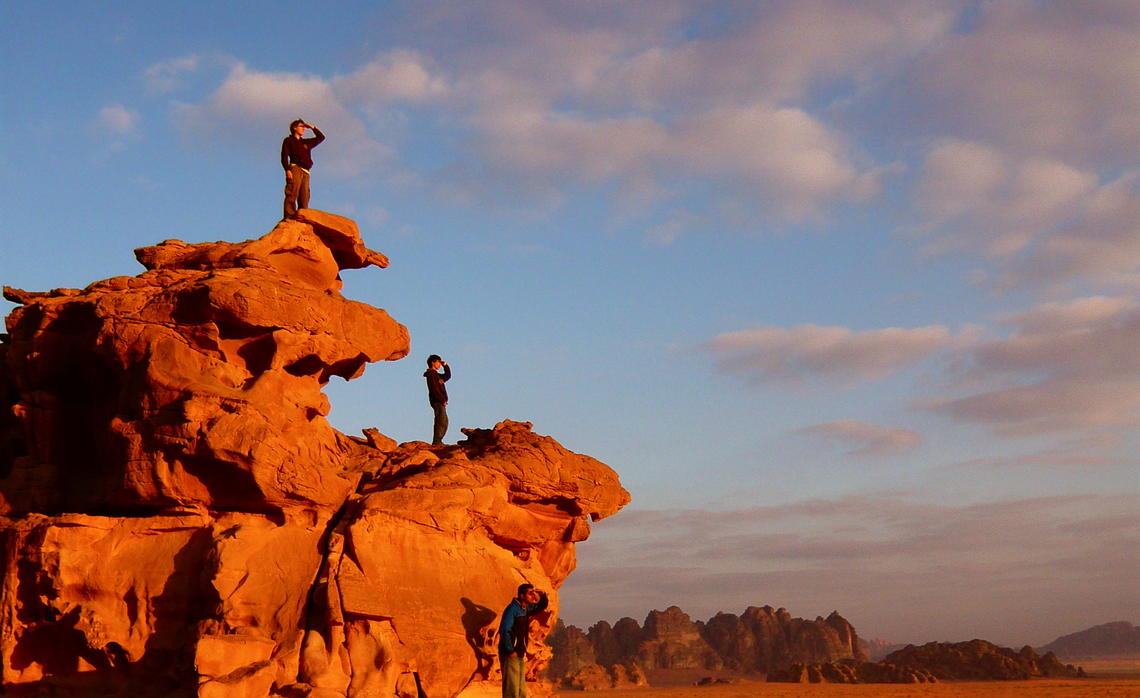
top-left (0, 211), bottom-right (629, 697)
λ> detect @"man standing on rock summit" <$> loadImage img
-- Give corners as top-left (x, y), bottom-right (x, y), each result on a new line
top-left (424, 354), bottom-right (451, 445)
top-left (281, 119), bottom-right (324, 220)
top-left (499, 584), bottom-right (548, 698)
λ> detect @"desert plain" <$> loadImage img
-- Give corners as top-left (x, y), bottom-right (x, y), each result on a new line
top-left (554, 661), bottom-right (1140, 697)
top-left (556, 678), bottom-right (1140, 698)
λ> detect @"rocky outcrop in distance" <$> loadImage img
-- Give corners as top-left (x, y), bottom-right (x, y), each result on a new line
top-left (547, 604), bottom-right (865, 685)
top-left (0, 210), bottom-right (630, 697)
top-left (1039, 621), bottom-right (1140, 660)
top-left (771, 639), bottom-right (1086, 684)
top-left (882, 639), bottom-right (1085, 681)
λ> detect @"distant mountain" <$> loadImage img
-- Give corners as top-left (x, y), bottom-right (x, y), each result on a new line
top-left (861, 637), bottom-right (907, 662)
top-left (1039, 621), bottom-right (1140, 660)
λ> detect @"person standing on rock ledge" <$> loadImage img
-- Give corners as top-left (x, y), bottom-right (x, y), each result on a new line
top-left (281, 119), bottom-right (325, 220)
top-left (498, 584), bottom-right (548, 698)
top-left (424, 354), bottom-right (451, 445)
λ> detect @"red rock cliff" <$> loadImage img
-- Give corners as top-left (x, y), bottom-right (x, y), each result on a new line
top-left (0, 210), bottom-right (629, 697)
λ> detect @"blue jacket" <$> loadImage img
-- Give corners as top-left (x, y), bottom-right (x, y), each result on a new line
top-left (498, 592), bottom-right (549, 657)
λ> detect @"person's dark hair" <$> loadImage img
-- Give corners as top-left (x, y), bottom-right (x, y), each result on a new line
top-left (427, 354), bottom-right (442, 366)
top-left (289, 118), bottom-right (305, 132)
top-left (517, 583), bottom-right (534, 597)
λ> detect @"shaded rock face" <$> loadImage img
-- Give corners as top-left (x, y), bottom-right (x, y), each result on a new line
top-left (884, 640), bottom-right (1085, 681)
top-left (700, 607), bottom-right (865, 673)
top-left (0, 211), bottom-right (630, 698)
top-left (548, 605), bottom-right (864, 681)
top-left (546, 621), bottom-right (595, 680)
top-left (637, 607), bottom-right (721, 671)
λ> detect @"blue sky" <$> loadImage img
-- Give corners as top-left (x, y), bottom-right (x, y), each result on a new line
top-left (3, 1), bottom-right (1137, 647)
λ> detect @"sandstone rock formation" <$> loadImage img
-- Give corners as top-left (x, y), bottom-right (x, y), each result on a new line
top-left (702, 606), bottom-right (864, 673)
top-left (637, 607), bottom-right (722, 671)
top-left (547, 604), bottom-right (864, 683)
top-left (0, 210), bottom-right (629, 697)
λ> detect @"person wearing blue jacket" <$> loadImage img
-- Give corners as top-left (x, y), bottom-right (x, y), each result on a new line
top-left (498, 584), bottom-right (549, 698)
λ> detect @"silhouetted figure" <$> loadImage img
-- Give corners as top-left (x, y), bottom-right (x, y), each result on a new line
top-left (424, 354), bottom-right (451, 445)
top-left (281, 119), bottom-right (325, 219)
top-left (498, 584), bottom-right (548, 698)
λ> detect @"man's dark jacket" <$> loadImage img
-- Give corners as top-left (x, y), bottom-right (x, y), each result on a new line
top-left (280, 127), bottom-right (325, 171)
top-left (498, 592), bottom-right (549, 657)
top-left (424, 365), bottom-right (450, 405)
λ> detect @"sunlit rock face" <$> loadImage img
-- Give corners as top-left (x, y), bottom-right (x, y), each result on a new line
top-left (0, 210), bottom-right (629, 697)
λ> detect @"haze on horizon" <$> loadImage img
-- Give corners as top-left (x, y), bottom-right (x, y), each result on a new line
top-left (2, 1), bottom-right (1137, 649)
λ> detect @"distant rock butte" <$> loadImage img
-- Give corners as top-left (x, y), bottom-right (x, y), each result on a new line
top-left (0, 210), bottom-right (630, 697)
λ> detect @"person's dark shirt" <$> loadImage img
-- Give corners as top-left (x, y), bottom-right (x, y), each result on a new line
top-left (280, 127), bottom-right (325, 171)
top-left (424, 364), bottom-right (451, 405)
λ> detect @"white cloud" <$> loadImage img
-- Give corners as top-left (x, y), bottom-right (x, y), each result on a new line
top-left (916, 141), bottom-right (1139, 287)
top-left (174, 63), bottom-right (391, 178)
top-left (332, 50), bottom-right (449, 105)
top-left (703, 323), bottom-right (955, 386)
top-left (800, 419), bottom-right (922, 457)
top-left (96, 104), bottom-right (138, 136)
top-left (374, 0), bottom-right (947, 220)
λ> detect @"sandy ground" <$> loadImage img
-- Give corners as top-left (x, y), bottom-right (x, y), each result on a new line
top-left (555, 678), bottom-right (1140, 697)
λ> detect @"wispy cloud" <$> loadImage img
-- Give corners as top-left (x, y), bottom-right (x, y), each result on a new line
top-left (915, 141), bottom-right (1140, 288)
top-left (925, 296), bottom-right (1140, 434)
top-left (143, 55), bottom-right (202, 93)
top-left (702, 324), bottom-right (957, 386)
top-left (799, 419), bottom-right (922, 457)
top-left (911, 0), bottom-right (1140, 165)
top-left (96, 104), bottom-right (138, 136)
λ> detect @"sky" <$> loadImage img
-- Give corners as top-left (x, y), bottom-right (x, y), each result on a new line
top-left (2, 1), bottom-right (1137, 648)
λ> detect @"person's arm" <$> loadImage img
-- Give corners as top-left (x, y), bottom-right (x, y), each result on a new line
top-left (308, 126), bottom-right (325, 146)
top-left (527, 590), bottom-right (549, 616)
top-left (441, 364), bottom-right (451, 383)
top-left (281, 138), bottom-right (291, 171)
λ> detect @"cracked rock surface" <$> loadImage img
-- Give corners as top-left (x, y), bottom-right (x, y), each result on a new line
top-left (0, 211), bottom-right (629, 697)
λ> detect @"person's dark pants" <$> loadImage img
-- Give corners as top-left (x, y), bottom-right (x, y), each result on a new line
top-left (432, 402), bottom-right (448, 445)
top-left (501, 654), bottom-right (526, 698)
top-left (284, 164), bottom-right (310, 219)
